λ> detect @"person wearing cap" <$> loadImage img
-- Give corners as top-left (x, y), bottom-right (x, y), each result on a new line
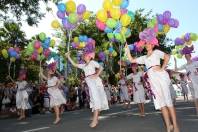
top-left (39, 62), bottom-right (66, 124)
top-left (65, 44), bottom-right (109, 128)
top-left (174, 45), bottom-right (198, 115)
top-left (127, 63), bottom-right (145, 117)
top-left (125, 28), bottom-right (179, 132)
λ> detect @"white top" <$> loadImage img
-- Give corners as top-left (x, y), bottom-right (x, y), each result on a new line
top-left (118, 79), bottom-right (126, 86)
top-left (16, 81), bottom-right (27, 91)
top-left (47, 76), bottom-right (58, 87)
top-left (136, 50), bottom-right (165, 69)
top-left (77, 60), bottom-right (101, 76)
top-left (127, 72), bottom-right (143, 83)
top-left (178, 61), bottom-right (198, 80)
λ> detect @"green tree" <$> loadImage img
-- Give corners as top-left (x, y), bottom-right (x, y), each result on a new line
top-left (0, 0), bottom-right (50, 26)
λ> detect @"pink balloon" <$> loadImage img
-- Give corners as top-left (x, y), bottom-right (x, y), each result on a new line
top-left (34, 41), bottom-right (41, 49)
top-left (154, 23), bottom-right (158, 33)
top-left (150, 38), bottom-right (159, 46)
top-left (121, 9), bottom-right (128, 15)
top-left (96, 20), bottom-right (106, 31)
top-left (44, 49), bottom-right (50, 58)
top-left (15, 47), bottom-right (20, 53)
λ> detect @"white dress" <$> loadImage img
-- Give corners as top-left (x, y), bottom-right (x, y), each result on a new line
top-left (178, 61), bottom-right (198, 99)
top-left (16, 81), bottom-right (31, 110)
top-left (127, 72), bottom-right (145, 103)
top-left (136, 50), bottom-right (173, 110)
top-left (47, 76), bottom-right (66, 107)
top-left (77, 60), bottom-right (109, 112)
top-left (118, 79), bottom-right (130, 101)
top-left (179, 80), bottom-right (188, 94)
top-left (104, 85), bottom-right (111, 101)
top-left (188, 80), bottom-right (195, 98)
top-left (169, 79), bottom-right (177, 100)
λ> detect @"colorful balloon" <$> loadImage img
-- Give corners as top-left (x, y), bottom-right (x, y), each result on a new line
top-left (82, 11), bottom-right (91, 20)
top-left (110, 8), bottom-right (121, 20)
top-left (106, 18), bottom-right (117, 29)
top-left (103, 0), bottom-right (112, 11)
top-left (1, 49), bottom-right (8, 59)
top-left (112, 0), bottom-right (122, 6)
top-left (39, 32), bottom-right (46, 41)
top-left (68, 13), bottom-right (78, 24)
top-left (120, 14), bottom-right (131, 26)
top-left (66, 0), bottom-right (76, 13)
top-left (96, 10), bottom-right (108, 22)
top-left (77, 4), bottom-right (86, 15)
top-left (57, 3), bottom-right (66, 12)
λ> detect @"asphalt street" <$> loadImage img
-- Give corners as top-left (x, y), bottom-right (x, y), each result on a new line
top-left (0, 101), bottom-right (198, 132)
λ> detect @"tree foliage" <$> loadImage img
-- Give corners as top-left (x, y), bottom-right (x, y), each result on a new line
top-left (0, 0), bottom-right (49, 25)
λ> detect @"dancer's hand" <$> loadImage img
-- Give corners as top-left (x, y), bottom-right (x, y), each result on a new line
top-left (65, 52), bottom-right (70, 58)
top-left (90, 74), bottom-right (98, 79)
top-left (124, 43), bottom-right (130, 54)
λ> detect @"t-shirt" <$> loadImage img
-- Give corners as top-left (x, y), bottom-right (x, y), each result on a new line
top-left (47, 76), bottom-right (58, 87)
top-left (77, 60), bottom-right (101, 76)
top-left (136, 50), bottom-right (165, 69)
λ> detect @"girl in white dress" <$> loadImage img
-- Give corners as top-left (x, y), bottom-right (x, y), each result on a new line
top-left (127, 63), bottom-right (145, 116)
top-left (125, 28), bottom-right (179, 132)
top-left (118, 73), bottom-right (131, 108)
top-left (178, 73), bottom-right (189, 101)
top-left (10, 69), bottom-right (30, 120)
top-left (65, 51), bottom-right (109, 128)
top-left (175, 52), bottom-right (198, 115)
top-left (104, 82), bottom-right (112, 106)
top-left (40, 63), bottom-right (66, 124)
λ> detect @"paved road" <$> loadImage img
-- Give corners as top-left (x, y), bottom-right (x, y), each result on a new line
top-left (0, 101), bottom-right (198, 132)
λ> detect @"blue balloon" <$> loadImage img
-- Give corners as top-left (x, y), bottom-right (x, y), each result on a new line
top-left (43, 37), bottom-right (50, 49)
top-left (57, 3), bottom-right (66, 12)
top-left (108, 47), bottom-right (114, 53)
top-left (10, 51), bottom-right (17, 57)
top-left (83, 35), bottom-right (88, 42)
top-left (128, 44), bottom-right (134, 51)
top-left (79, 35), bottom-right (84, 42)
top-left (158, 24), bottom-right (163, 32)
top-left (104, 27), bottom-right (113, 33)
top-left (120, 0), bottom-right (129, 9)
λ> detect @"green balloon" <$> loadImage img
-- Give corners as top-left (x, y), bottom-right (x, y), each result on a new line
top-left (106, 18), bottom-right (117, 29)
top-left (39, 32), bottom-right (46, 41)
top-left (68, 13), bottom-right (78, 24)
top-left (115, 33), bottom-right (123, 41)
top-left (107, 33), bottom-right (114, 39)
top-left (176, 54), bottom-right (182, 59)
top-left (127, 11), bottom-right (135, 21)
top-left (190, 33), bottom-right (197, 41)
top-left (172, 49), bottom-right (177, 55)
top-left (27, 43), bottom-right (34, 53)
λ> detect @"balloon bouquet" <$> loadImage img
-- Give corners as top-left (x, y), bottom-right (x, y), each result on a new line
top-left (147, 10), bottom-right (179, 34)
top-left (172, 33), bottom-right (198, 58)
top-left (25, 32), bottom-right (55, 81)
top-left (51, 0), bottom-right (91, 52)
top-left (129, 10), bottom-right (180, 53)
top-left (71, 35), bottom-right (96, 64)
top-left (1, 47), bottom-right (20, 77)
top-left (96, 0), bottom-right (133, 70)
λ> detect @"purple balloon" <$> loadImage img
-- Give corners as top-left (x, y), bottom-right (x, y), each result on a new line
top-left (157, 14), bottom-right (164, 24)
top-left (168, 18), bottom-right (175, 27)
top-left (77, 4), bottom-right (86, 15)
top-left (98, 52), bottom-right (105, 61)
top-left (181, 45), bottom-right (194, 55)
top-left (162, 17), bottom-right (169, 25)
top-left (57, 11), bottom-right (65, 19)
top-left (173, 19), bottom-right (179, 28)
top-left (184, 33), bottom-right (191, 42)
top-left (174, 38), bottom-right (185, 45)
top-left (71, 42), bottom-right (77, 48)
top-left (62, 18), bottom-right (76, 30)
top-left (163, 11), bottom-right (171, 19)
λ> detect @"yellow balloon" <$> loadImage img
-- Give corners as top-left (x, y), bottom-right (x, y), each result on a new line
top-left (51, 20), bottom-right (60, 29)
top-left (96, 10), bottom-right (108, 22)
top-left (112, 51), bottom-right (117, 57)
top-left (37, 47), bottom-right (43, 54)
top-left (120, 14), bottom-right (131, 27)
top-left (10, 57), bottom-right (16, 62)
top-left (66, 0), bottom-right (76, 13)
top-left (1, 49), bottom-right (8, 59)
top-left (121, 27), bottom-right (127, 35)
top-left (79, 42), bottom-right (86, 48)
top-left (163, 24), bottom-right (170, 33)
top-left (103, 0), bottom-right (112, 11)
top-left (74, 37), bottom-right (79, 43)
top-left (110, 8), bottom-right (121, 20)
top-left (82, 11), bottom-right (91, 20)
top-left (112, 0), bottom-right (122, 6)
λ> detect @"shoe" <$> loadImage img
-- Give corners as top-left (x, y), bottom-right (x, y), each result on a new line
top-left (53, 118), bottom-right (61, 125)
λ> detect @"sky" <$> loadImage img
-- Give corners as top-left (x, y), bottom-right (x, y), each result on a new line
top-left (21, 0), bottom-right (198, 68)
